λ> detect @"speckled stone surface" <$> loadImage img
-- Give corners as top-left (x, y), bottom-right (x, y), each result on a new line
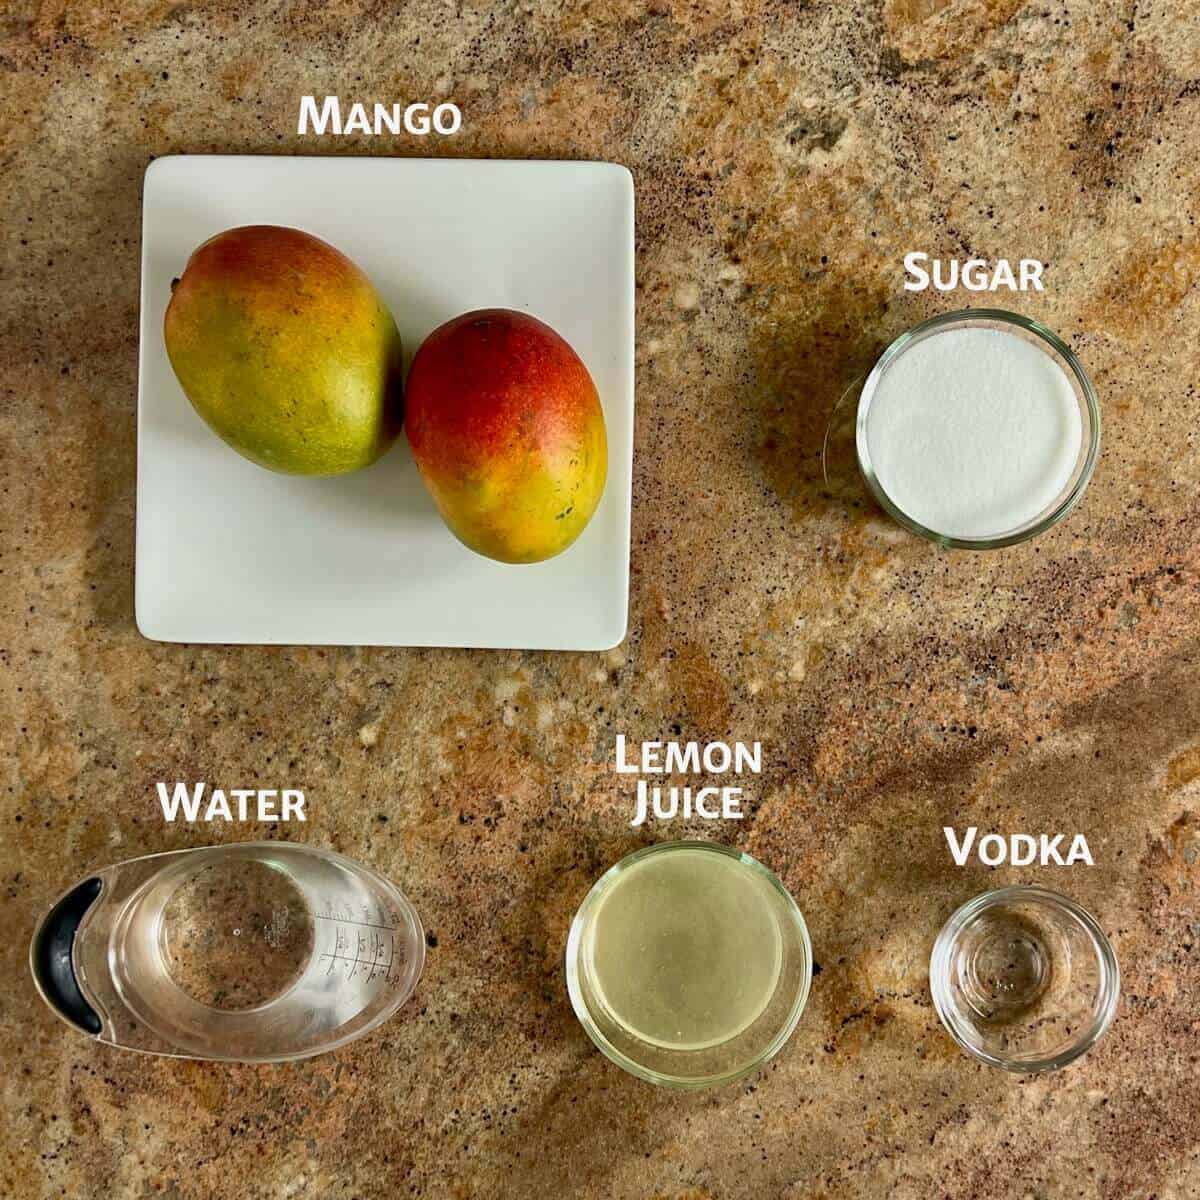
top-left (2, 2), bottom-right (1199, 1197)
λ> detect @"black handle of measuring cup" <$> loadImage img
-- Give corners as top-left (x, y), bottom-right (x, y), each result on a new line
top-left (30, 877), bottom-right (103, 1035)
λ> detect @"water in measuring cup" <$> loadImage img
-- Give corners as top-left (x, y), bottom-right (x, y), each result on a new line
top-left (159, 859), bottom-right (315, 1010)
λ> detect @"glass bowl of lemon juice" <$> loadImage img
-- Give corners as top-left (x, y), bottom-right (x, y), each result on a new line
top-left (566, 841), bottom-right (812, 1088)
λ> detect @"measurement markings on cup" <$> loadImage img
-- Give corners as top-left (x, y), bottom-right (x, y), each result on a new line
top-left (315, 904), bottom-right (404, 983)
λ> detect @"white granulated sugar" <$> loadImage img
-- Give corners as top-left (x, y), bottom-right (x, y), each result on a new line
top-left (864, 327), bottom-right (1082, 540)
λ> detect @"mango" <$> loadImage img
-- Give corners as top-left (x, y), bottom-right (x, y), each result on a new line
top-left (164, 225), bottom-right (403, 475)
top-left (405, 309), bottom-right (607, 564)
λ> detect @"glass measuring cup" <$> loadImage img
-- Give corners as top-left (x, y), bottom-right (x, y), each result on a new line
top-left (30, 842), bottom-right (425, 1062)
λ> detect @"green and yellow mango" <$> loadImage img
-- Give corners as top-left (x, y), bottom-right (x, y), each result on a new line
top-left (164, 225), bottom-right (403, 476)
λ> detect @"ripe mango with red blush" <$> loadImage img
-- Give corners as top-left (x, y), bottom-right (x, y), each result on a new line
top-left (405, 309), bottom-right (607, 564)
top-left (164, 225), bottom-right (404, 475)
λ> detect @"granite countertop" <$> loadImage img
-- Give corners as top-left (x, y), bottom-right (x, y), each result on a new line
top-left (2, 2), bottom-right (1198, 1197)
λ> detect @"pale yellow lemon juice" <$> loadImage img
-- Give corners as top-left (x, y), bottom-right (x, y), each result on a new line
top-left (584, 847), bottom-right (782, 1050)
top-left (566, 842), bottom-right (812, 1087)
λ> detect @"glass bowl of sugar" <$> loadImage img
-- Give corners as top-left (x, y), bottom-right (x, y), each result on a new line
top-left (855, 309), bottom-right (1100, 549)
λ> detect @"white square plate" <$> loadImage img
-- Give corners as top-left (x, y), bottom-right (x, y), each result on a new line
top-left (136, 156), bottom-right (634, 649)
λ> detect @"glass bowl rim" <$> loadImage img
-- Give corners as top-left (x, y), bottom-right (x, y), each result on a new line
top-left (855, 308), bottom-right (1102, 550)
top-left (929, 884), bottom-right (1120, 1073)
top-left (565, 839), bottom-right (813, 1089)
